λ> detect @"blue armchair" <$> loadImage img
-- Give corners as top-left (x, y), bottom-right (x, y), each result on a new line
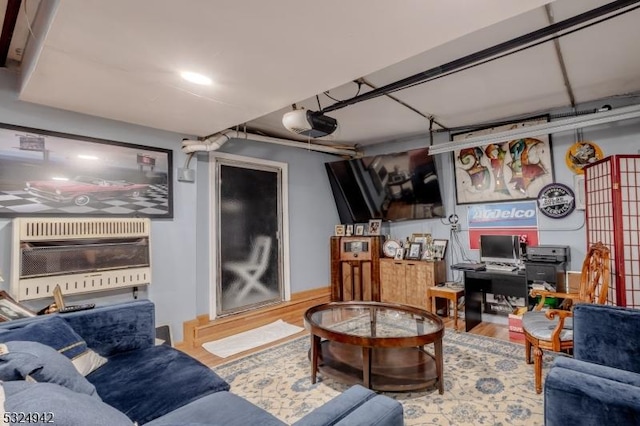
top-left (544, 304), bottom-right (640, 425)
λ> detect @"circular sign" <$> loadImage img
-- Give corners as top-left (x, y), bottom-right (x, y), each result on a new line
top-left (537, 183), bottom-right (575, 219)
top-left (565, 141), bottom-right (604, 174)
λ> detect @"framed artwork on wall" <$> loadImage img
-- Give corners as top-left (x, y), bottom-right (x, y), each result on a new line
top-left (452, 117), bottom-right (554, 205)
top-left (0, 122), bottom-right (173, 218)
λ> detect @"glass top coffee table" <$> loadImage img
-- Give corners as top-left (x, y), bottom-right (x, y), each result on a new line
top-left (304, 301), bottom-right (444, 392)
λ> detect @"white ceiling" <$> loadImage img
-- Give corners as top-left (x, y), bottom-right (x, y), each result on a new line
top-left (4, 0), bottom-right (640, 148)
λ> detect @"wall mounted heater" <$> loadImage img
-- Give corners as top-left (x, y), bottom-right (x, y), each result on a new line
top-left (10, 217), bottom-right (151, 301)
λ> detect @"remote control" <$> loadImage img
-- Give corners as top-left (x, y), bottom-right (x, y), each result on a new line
top-left (58, 304), bottom-right (95, 313)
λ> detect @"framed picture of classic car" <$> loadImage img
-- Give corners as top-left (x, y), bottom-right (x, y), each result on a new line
top-left (0, 122), bottom-right (173, 218)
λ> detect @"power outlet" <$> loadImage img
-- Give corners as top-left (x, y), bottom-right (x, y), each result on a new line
top-left (451, 223), bottom-right (460, 232)
top-left (178, 168), bottom-right (195, 182)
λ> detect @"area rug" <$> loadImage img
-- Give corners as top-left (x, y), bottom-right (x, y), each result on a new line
top-left (215, 331), bottom-right (556, 425)
top-left (202, 320), bottom-right (304, 358)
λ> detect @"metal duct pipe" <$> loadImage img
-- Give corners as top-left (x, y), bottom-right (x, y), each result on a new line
top-left (182, 129), bottom-right (359, 157)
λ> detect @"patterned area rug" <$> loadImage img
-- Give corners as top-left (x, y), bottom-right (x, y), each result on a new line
top-left (215, 331), bottom-right (556, 425)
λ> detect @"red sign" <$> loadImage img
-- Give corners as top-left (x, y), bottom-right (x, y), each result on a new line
top-left (469, 228), bottom-right (539, 250)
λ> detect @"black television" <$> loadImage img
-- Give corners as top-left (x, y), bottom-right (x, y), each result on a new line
top-left (325, 147), bottom-right (445, 223)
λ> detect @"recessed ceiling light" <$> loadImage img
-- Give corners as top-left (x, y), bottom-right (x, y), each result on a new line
top-left (180, 71), bottom-right (212, 85)
top-left (77, 154), bottom-right (98, 160)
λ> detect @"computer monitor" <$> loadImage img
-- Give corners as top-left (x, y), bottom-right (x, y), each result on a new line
top-left (479, 235), bottom-right (520, 265)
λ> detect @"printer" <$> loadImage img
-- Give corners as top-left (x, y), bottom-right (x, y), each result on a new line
top-left (525, 245), bottom-right (570, 293)
top-left (526, 245), bottom-right (570, 263)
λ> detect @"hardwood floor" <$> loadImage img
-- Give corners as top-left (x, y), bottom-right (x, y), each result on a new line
top-left (177, 302), bottom-right (521, 368)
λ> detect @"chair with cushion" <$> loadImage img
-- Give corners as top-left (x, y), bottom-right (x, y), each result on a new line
top-left (522, 241), bottom-right (610, 393)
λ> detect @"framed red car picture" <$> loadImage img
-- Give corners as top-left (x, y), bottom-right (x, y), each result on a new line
top-left (0, 122), bottom-right (173, 218)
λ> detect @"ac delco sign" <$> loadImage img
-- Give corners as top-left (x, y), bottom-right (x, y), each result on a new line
top-left (471, 207), bottom-right (536, 220)
top-left (537, 183), bottom-right (575, 219)
top-left (468, 201), bottom-right (538, 228)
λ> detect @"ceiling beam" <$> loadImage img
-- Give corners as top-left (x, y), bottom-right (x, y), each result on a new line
top-left (322, 0), bottom-right (640, 114)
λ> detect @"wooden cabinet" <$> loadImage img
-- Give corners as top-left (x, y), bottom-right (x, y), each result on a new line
top-left (380, 259), bottom-right (446, 310)
top-left (330, 236), bottom-right (382, 301)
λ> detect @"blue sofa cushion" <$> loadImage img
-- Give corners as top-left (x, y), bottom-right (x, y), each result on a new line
top-left (60, 300), bottom-right (155, 357)
top-left (145, 390), bottom-right (285, 426)
top-left (573, 304), bottom-right (640, 374)
top-left (545, 364), bottom-right (640, 426)
top-left (0, 315), bottom-right (107, 375)
top-left (1, 381), bottom-right (133, 426)
top-left (87, 344), bottom-right (230, 425)
top-left (0, 341), bottom-right (100, 398)
top-left (292, 384), bottom-right (377, 426)
top-left (552, 356), bottom-right (640, 387)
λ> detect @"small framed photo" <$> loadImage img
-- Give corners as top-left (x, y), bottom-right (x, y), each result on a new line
top-left (406, 242), bottom-right (423, 260)
top-left (394, 248), bottom-right (405, 260)
top-left (354, 224), bottom-right (365, 236)
top-left (421, 248), bottom-right (433, 261)
top-left (413, 236), bottom-right (428, 246)
top-left (345, 224), bottom-right (354, 236)
top-left (412, 233), bottom-right (432, 244)
top-left (0, 291), bottom-right (36, 321)
top-left (335, 224), bottom-right (346, 236)
top-left (368, 219), bottom-right (382, 236)
top-left (432, 239), bottom-right (449, 260)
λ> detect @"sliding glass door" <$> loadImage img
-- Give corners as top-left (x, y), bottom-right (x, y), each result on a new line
top-left (213, 155), bottom-right (288, 316)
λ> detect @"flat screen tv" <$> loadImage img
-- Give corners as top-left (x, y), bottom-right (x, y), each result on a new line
top-left (325, 148), bottom-right (445, 223)
top-left (479, 235), bottom-right (520, 265)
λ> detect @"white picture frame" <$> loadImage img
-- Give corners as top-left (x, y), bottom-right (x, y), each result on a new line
top-left (394, 248), bottom-right (405, 260)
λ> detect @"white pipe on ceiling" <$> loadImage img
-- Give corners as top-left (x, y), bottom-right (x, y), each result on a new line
top-left (181, 129), bottom-right (358, 157)
top-left (429, 104), bottom-right (640, 155)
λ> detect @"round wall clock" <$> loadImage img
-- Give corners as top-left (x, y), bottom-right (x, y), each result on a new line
top-left (383, 240), bottom-right (401, 258)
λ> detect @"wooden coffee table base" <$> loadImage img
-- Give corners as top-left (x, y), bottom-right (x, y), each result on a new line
top-left (312, 340), bottom-right (442, 393)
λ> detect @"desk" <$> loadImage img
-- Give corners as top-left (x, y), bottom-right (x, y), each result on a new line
top-left (463, 270), bottom-right (528, 332)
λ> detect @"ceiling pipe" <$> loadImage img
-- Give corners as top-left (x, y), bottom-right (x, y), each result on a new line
top-left (181, 129), bottom-right (359, 158)
top-left (322, 0), bottom-right (640, 114)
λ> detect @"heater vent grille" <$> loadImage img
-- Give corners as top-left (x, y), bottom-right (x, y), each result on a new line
top-left (11, 218), bottom-right (151, 301)
top-left (18, 218), bottom-right (149, 241)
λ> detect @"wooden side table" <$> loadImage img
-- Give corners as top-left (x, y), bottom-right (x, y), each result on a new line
top-left (427, 286), bottom-right (464, 331)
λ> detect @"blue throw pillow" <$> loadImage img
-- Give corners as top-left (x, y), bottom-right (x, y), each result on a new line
top-left (0, 316), bottom-right (106, 376)
top-left (1, 381), bottom-right (133, 426)
top-left (0, 341), bottom-right (100, 398)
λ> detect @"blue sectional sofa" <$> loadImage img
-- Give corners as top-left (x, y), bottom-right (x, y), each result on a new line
top-left (0, 300), bottom-right (403, 425)
top-left (544, 304), bottom-right (640, 425)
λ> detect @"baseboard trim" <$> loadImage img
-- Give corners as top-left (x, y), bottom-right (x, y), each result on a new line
top-left (179, 286), bottom-right (330, 348)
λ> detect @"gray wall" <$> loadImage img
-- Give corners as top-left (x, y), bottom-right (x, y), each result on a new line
top-left (0, 69), bottom-right (340, 342)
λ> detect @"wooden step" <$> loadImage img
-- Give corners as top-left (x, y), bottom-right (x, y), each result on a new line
top-left (178, 286), bottom-right (330, 349)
